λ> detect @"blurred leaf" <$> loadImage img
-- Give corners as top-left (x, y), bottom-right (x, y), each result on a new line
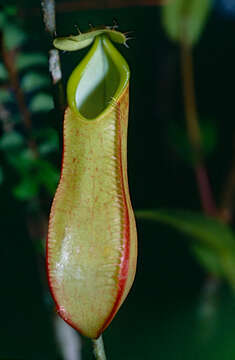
top-left (162, 0), bottom-right (213, 46)
top-left (0, 166), bottom-right (3, 185)
top-left (169, 123), bottom-right (193, 164)
top-left (8, 149), bottom-right (59, 198)
top-left (13, 176), bottom-right (39, 200)
top-left (136, 209), bottom-right (235, 250)
top-left (193, 244), bottom-right (222, 276)
top-left (7, 148), bottom-right (36, 172)
top-left (0, 88), bottom-right (13, 103)
top-left (36, 128), bottom-right (59, 155)
top-left (16, 53), bottom-right (48, 71)
top-left (37, 159), bottom-right (59, 194)
top-left (39, 140), bottom-right (58, 155)
top-left (169, 119), bottom-right (218, 165)
top-left (5, 5), bottom-right (17, 16)
top-left (0, 131), bottom-right (24, 150)
top-left (136, 209), bottom-right (235, 288)
top-left (3, 23), bottom-right (27, 50)
top-left (0, 12), bottom-right (6, 29)
top-left (0, 63), bottom-right (8, 81)
top-left (21, 72), bottom-right (50, 92)
top-left (29, 93), bottom-right (54, 112)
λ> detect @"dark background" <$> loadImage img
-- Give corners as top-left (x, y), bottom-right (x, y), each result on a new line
top-left (2, 0), bottom-right (235, 359)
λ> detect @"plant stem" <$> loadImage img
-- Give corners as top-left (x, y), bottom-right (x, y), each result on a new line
top-left (194, 164), bottom-right (217, 217)
top-left (41, 0), bottom-right (56, 36)
top-left (41, 0), bottom-right (65, 116)
top-left (0, 102), bottom-right (12, 132)
top-left (180, 41), bottom-right (217, 217)
top-left (92, 336), bottom-right (107, 360)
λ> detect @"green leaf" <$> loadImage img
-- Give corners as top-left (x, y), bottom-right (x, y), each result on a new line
top-left (0, 63), bottom-right (8, 81)
top-left (29, 93), bottom-right (54, 112)
top-left (3, 23), bottom-right (27, 50)
top-left (16, 53), bottom-right (48, 71)
top-left (13, 176), bottom-right (39, 200)
top-left (0, 88), bottom-right (13, 103)
top-left (21, 72), bottom-right (50, 92)
top-left (136, 209), bottom-right (235, 288)
top-left (0, 131), bottom-right (24, 150)
top-left (162, 0), bottom-right (213, 46)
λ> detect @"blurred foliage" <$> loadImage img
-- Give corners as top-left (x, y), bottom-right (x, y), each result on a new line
top-left (0, 5), bottom-right (59, 201)
top-left (162, 0), bottom-right (213, 46)
top-left (136, 210), bottom-right (235, 291)
top-left (29, 93), bottom-right (54, 112)
top-left (3, 22), bottom-right (27, 50)
top-left (7, 149), bottom-right (59, 200)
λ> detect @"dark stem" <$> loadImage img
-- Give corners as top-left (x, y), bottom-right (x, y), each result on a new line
top-left (0, 102), bottom-right (12, 132)
top-left (180, 42), bottom-right (217, 217)
top-left (49, 48), bottom-right (65, 115)
top-left (194, 164), bottom-right (217, 217)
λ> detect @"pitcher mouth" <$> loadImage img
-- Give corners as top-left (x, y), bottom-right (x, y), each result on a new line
top-left (67, 35), bottom-right (130, 121)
